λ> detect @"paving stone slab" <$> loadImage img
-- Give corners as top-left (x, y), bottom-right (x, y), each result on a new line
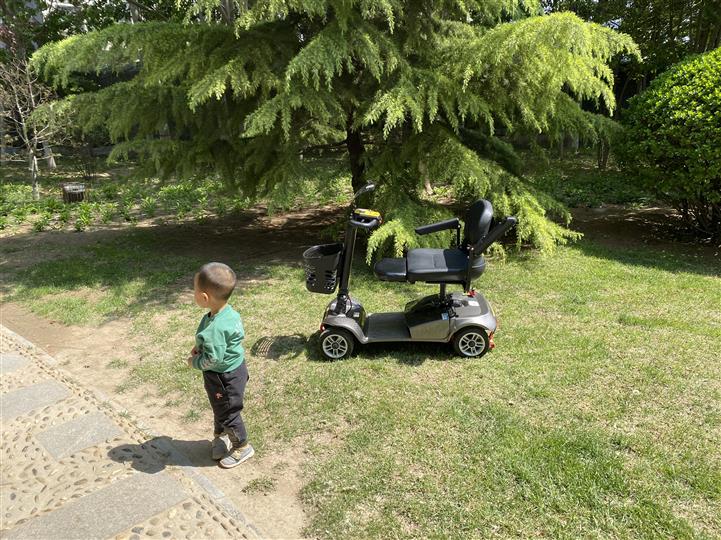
top-left (0, 325), bottom-right (262, 539)
top-left (4, 472), bottom-right (188, 539)
top-left (0, 380), bottom-right (70, 422)
top-left (0, 353), bottom-right (28, 374)
top-left (35, 411), bottom-right (124, 460)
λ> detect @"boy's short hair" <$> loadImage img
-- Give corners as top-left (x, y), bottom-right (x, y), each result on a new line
top-left (196, 262), bottom-right (237, 301)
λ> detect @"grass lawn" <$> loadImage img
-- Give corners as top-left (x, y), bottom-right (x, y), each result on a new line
top-left (1, 204), bottom-right (719, 537)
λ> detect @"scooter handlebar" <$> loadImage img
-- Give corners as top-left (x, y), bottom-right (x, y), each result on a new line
top-left (352, 183), bottom-right (376, 201)
top-left (349, 218), bottom-right (380, 230)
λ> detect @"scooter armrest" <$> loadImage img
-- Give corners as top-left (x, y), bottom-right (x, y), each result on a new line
top-left (475, 216), bottom-right (518, 253)
top-left (415, 218), bottom-right (460, 236)
top-left (475, 216), bottom-right (517, 252)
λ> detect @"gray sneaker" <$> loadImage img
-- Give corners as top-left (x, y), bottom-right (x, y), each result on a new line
top-left (211, 433), bottom-right (231, 460)
top-left (219, 443), bottom-right (254, 469)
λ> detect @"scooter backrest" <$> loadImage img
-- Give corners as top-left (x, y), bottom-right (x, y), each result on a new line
top-left (463, 199), bottom-right (494, 250)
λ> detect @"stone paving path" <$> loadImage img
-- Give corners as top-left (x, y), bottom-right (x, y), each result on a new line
top-left (0, 325), bottom-right (263, 539)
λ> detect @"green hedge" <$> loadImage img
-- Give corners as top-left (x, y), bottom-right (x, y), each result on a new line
top-left (622, 48), bottom-right (721, 239)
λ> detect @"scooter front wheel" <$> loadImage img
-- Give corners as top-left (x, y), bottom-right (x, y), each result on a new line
top-left (452, 327), bottom-right (490, 358)
top-left (320, 328), bottom-right (355, 360)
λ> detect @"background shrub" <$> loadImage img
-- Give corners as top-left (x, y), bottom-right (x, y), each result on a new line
top-left (621, 48), bottom-right (721, 239)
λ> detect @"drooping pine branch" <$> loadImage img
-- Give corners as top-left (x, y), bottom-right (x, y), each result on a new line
top-left (30, 1), bottom-right (638, 254)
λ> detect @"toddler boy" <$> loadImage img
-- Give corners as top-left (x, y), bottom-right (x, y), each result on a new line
top-left (187, 262), bottom-right (254, 468)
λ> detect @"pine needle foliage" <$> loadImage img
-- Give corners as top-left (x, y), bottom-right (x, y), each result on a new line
top-left (32, 1), bottom-right (637, 255)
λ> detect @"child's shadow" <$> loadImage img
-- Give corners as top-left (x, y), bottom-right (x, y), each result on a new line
top-left (108, 436), bottom-right (216, 473)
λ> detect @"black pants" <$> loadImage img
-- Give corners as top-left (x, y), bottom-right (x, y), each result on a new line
top-left (202, 362), bottom-right (249, 446)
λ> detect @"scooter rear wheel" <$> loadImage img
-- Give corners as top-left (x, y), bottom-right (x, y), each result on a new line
top-left (452, 327), bottom-right (490, 358)
top-left (320, 328), bottom-right (355, 360)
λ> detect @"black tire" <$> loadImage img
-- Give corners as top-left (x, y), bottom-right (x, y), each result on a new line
top-left (452, 326), bottom-right (490, 358)
top-left (319, 327), bottom-right (355, 360)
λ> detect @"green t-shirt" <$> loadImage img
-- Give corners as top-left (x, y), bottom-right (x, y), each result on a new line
top-left (192, 305), bottom-right (245, 372)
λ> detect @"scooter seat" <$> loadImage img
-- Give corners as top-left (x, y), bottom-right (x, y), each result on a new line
top-left (373, 257), bottom-right (407, 282)
top-left (406, 248), bottom-right (485, 283)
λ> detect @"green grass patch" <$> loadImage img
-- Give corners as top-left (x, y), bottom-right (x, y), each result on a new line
top-left (1, 220), bottom-right (719, 538)
top-left (243, 476), bottom-right (277, 495)
top-left (107, 358), bottom-right (129, 369)
top-left (305, 405), bottom-right (695, 538)
top-left (182, 409), bottom-right (202, 423)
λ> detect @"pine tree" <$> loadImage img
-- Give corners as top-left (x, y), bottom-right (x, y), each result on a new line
top-left (31, 1), bottom-right (637, 256)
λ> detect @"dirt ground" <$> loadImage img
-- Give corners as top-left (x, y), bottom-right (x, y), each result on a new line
top-left (1, 203), bottom-right (718, 538)
top-left (571, 204), bottom-right (720, 253)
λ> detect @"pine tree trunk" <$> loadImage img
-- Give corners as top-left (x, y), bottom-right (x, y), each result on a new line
top-left (0, 102), bottom-right (5, 165)
top-left (616, 74), bottom-right (631, 114)
top-left (128, 0), bottom-right (141, 22)
top-left (569, 133), bottom-right (579, 154)
top-left (346, 127), bottom-right (366, 194)
top-left (424, 177), bottom-right (433, 195)
top-left (220, 0), bottom-right (235, 24)
top-left (29, 151), bottom-right (39, 201)
top-left (597, 140), bottom-right (609, 170)
top-left (603, 144), bottom-right (609, 169)
top-left (419, 160), bottom-right (433, 194)
top-left (711, 203), bottom-right (720, 241)
top-left (42, 140), bottom-right (57, 169)
top-left (710, 24), bottom-right (721, 51)
top-left (680, 199), bottom-right (690, 224)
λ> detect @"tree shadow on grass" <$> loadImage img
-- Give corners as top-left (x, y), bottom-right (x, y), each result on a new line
top-left (574, 239), bottom-right (721, 278)
top-left (248, 332), bottom-right (451, 366)
top-left (569, 206), bottom-right (720, 278)
top-left (303, 329), bottom-right (455, 366)
top-left (0, 206), bottom-right (342, 323)
top-left (109, 436), bottom-right (216, 473)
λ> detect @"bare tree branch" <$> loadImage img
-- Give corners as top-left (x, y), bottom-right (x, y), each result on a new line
top-left (1, 57), bottom-right (67, 198)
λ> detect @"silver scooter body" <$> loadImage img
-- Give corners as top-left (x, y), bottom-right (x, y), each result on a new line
top-left (322, 291), bottom-right (497, 345)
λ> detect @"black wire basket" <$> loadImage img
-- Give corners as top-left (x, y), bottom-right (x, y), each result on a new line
top-left (303, 243), bottom-right (343, 294)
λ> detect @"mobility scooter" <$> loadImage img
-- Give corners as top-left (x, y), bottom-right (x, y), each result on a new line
top-left (302, 184), bottom-right (517, 360)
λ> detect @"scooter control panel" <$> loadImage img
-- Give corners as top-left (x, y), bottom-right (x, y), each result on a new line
top-left (353, 208), bottom-right (381, 219)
